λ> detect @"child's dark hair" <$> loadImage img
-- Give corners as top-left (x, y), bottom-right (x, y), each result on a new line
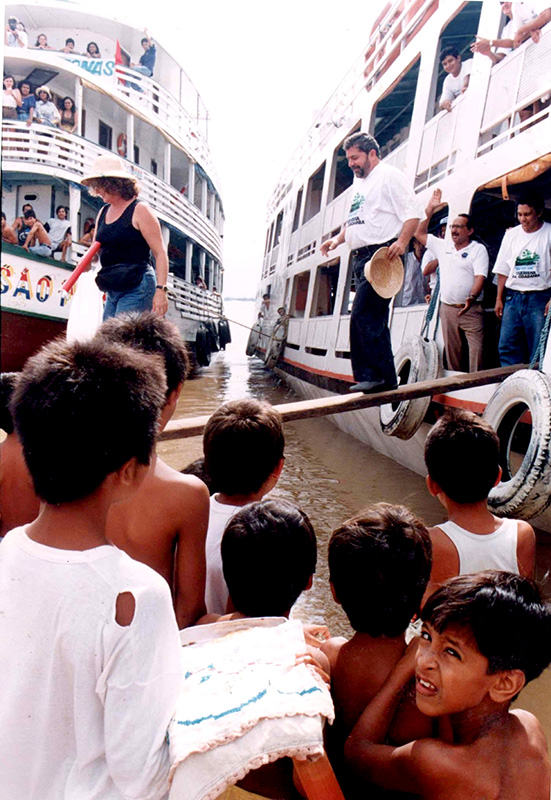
top-left (12, 337), bottom-right (166, 504)
top-left (203, 399), bottom-right (284, 495)
top-left (96, 312), bottom-right (189, 397)
top-left (222, 499), bottom-right (317, 617)
top-left (0, 373), bottom-right (19, 434)
top-left (424, 409), bottom-right (500, 503)
top-left (422, 571), bottom-right (551, 685)
top-left (329, 504), bottom-right (432, 636)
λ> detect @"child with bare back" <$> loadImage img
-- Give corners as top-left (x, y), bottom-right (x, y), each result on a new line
top-left (321, 504), bottom-right (433, 792)
top-left (424, 409), bottom-right (535, 601)
top-left (96, 312), bottom-right (210, 629)
top-left (0, 338), bottom-right (182, 799)
top-left (202, 398), bottom-right (285, 615)
top-left (345, 571), bottom-right (551, 799)
top-left (0, 373), bottom-right (40, 537)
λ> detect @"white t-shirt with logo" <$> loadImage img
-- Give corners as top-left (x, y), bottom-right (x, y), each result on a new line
top-left (493, 221), bottom-right (551, 291)
top-left (344, 162), bottom-right (424, 251)
top-left (512, 2), bottom-right (549, 29)
top-left (440, 58), bottom-right (473, 104)
top-left (427, 234), bottom-right (489, 305)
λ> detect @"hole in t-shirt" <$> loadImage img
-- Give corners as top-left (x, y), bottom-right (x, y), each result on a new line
top-left (115, 591), bottom-right (136, 627)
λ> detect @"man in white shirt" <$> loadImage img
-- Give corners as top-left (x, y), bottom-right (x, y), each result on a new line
top-left (320, 132), bottom-right (423, 393)
top-left (439, 46), bottom-right (473, 112)
top-left (493, 192), bottom-right (551, 365)
top-left (5, 17), bottom-right (28, 48)
top-left (416, 190), bottom-right (489, 372)
top-left (44, 205), bottom-right (72, 261)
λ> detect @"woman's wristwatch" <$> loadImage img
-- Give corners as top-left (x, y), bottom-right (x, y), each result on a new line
top-left (155, 284), bottom-right (168, 292)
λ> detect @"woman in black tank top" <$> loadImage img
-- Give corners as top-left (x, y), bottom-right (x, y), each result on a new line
top-left (81, 155), bottom-right (169, 320)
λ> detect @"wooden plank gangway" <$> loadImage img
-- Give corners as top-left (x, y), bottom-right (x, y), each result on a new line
top-left (159, 364), bottom-right (524, 441)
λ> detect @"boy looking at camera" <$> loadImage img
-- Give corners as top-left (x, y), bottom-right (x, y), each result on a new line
top-left (345, 571), bottom-right (551, 799)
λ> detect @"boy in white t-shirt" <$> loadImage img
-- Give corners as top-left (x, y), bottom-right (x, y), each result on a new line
top-left (202, 398), bottom-right (285, 615)
top-left (493, 192), bottom-right (551, 365)
top-left (423, 409), bottom-right (535, 604)
top-left (439, 46), bottom-right (473, 112)
top-left (0, 338), bottom-right (183, 800)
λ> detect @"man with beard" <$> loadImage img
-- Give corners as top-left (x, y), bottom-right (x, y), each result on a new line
top-left (321, 132), bottom-right (423, 392)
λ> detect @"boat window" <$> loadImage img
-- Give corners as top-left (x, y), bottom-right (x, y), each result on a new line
top-left (98, 120), bottom-right (112, 150)
top-left (312, 260), bottom-right (340, 317)
top-left (167, 227), bottom-right (188, 281)
top-left (370, 57), bottom-right (420, 160)
top-left (268, 221), bottom-right (275, 252)
top-left (133, 145), bottom-right (140, 165)
top-left (151, 159), bottom-right (158, 175)
top-left (303, 162), bottom-right (326, 223)
top-left (289, 271), bottom-right (311, 319)
top-left (329, 124), bottom-right (360, 202)
top-left (274, 210), bottom-right (284, 248)
top-left (428, 1), bottom-right (482, 119)
top-left (264, 227), bottom-right (271, 256)
top-left (292, 188), bottom-right (303, 232)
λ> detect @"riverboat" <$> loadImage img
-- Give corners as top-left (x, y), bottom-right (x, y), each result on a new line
top-left (249, 1), bottom-right (551, 530)
top-left (1, 1), bottom-right (226, 372)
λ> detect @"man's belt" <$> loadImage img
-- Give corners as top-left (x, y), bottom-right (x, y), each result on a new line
top-left (443, 301), bottom-right (482, 308)
top-left (351, 239), bottom-right (397, 260)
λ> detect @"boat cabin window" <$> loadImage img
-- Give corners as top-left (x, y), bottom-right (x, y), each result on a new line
top-left (151, 159), bottom-right (158, 175)
top-left (98, 120), bottom-right (112, 150)
top-left (133, 144), bottom-right (140, 165)
top-left (329, 127), bottom-right (360, 202)
top-left (428, 2), bottom-right (482, 119)
top-left (370, 57), bottom-right (420, 160)
top-left (312, 260), bottom-right (340, 316)
top-left (167, 228), bottom-right (188, 281)
top-left (268, 221), bottom-right (275, 252)
top-left (264, 227), bottom-right (271, 256)
top-left (289, 271), bottom-right (311, 318)
top-left (274, 210), bottom-right (284, 248)
top-left (292, 188), bottom-right (303, 233)
top-left (303, 162), bottom-right (326, 223)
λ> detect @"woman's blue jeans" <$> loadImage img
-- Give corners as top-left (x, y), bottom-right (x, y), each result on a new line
top-left (102, 266), bottom-right (156, 321)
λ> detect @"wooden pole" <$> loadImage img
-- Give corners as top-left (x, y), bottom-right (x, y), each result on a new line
top-left (158, 364), bottom-right (524, 442)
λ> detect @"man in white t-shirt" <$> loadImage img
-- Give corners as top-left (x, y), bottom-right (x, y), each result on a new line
top-left (320, 132), bottom-right (423, 393)
top-left (416, 190), bottom-right (489, 372)
top-left (493, 192), bottom-right (551, 366)
top-left (45, 205), bottom-right (72, 260)
top-left (5, 16), bottom-right (28, 48)
top-left (439, 46), bottom-right (473, 112)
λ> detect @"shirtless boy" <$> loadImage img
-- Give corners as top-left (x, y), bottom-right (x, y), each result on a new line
top-left (424, 409), bottom-right (535, 600)
top-left (96, 312), bottom-right (210, 629)
top-left (202, 398), bottom-right (285, 615)
top-left (345, 571), bottom-right (551, 799)
top-left (321, 504), bottom-right (433, 788)
top-left (2, 212), bottom-right (18, 244)
top-left (21, 210), bottom-right (52, 257)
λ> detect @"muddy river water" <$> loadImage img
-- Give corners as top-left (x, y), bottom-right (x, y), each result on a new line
top-left (158, 299), bottom-right (551, 743)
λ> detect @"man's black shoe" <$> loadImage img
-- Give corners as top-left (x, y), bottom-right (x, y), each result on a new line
top-left (349, 380), bottom-right (398, 394)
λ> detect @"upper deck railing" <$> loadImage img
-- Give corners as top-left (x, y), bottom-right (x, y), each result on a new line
top-left (1, 121), bottom-right (222, 262)
top-left (4, 48), bottom-right (220, 191)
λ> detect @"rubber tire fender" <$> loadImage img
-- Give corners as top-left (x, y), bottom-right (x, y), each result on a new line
top-left (246, 320), bottom-right (262, 357)
top-left (218, 318), bottom-right (231, 349)
top-left (194, 325), bottom-right (211, 367)
top-left (264, 318), bottom-right (289, 368)
top-left (483, 369), bottom-right (551, 519)
top-left (379, 336), bottom-right (438, 440)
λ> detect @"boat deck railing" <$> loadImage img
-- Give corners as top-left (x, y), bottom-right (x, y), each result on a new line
top-left (169, 276), bottom-right (223, 321)
top-left (1, 121), bottom-right (222, 263)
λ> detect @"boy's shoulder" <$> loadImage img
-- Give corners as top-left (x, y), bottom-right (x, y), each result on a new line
top-left (151, 458), bottom-right (210, 506)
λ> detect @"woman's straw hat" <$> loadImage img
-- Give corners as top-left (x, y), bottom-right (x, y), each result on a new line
top-left (35, 85), bottom-right (52, 99)
top-left (81, 155), bottom-right (131, 184)
top-left (364, 246), bottom-right (404, 299)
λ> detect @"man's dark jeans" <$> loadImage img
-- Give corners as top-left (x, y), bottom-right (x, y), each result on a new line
top-left (498, 288), bottom-right (551, 366)
top-left (350, 242), bottom-right (398, 386)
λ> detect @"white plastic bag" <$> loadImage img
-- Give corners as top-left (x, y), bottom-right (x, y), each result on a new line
top-left (66, 269), bottom-right (104, 343)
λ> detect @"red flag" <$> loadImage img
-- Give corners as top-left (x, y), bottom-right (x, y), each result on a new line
top-left (115, 39), bottom-right (123, 66)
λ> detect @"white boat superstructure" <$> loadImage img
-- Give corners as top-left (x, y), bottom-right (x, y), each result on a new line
top-left (2, 1), bottom-right (226, 370)
top-left (251, 0), bottom-right (551, 529)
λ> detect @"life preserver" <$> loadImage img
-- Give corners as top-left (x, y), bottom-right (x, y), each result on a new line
top-left (264, 317), bottom-right (289, 368)
top-left (246, 320), bottom-right (263, 357)
top-left (117, 133), bottom-right (127, 157)
top-left (194, 325), bottom-right (211, 367)
top-left (379, 336), bottom-right (439, 440)
top-left (483, 369), bottom-right (551, 519)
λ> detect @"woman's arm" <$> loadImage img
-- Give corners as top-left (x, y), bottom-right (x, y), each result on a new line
top-left (133, 202), bottom-right (169, 316)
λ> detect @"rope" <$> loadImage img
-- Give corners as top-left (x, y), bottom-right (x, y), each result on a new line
top-left (421, 268), bottom-right (440, 341)
top-left (530, 307), bottom-right (551, 370)
top-left (217, 314), bottom-right (272, 340)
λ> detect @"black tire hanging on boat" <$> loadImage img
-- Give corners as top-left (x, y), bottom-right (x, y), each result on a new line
top-left (205, 319), bottom-right (219, 353)
top-left (483, 369), bottom-right (551, 519)
top-left (379, 336), bottom-right (438, 440)
top-left (218, 318), bottom-right (231, 350)
top-left (194, 325), bottom-right (211, 367)
top-left (264, 317), bottom-right (289, 368)
top-left (246, 320), bottom-right (262, 357)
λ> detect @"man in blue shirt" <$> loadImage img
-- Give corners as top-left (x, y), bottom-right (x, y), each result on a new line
top-left (131, 29), bottom-right (156, 78)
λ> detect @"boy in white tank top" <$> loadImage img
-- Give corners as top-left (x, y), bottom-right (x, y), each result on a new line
top-left (423, 409), bottom-right (535, 602)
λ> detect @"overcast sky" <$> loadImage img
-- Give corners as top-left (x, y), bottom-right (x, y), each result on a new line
top-left (108, 0), bottom-right (381, 296)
